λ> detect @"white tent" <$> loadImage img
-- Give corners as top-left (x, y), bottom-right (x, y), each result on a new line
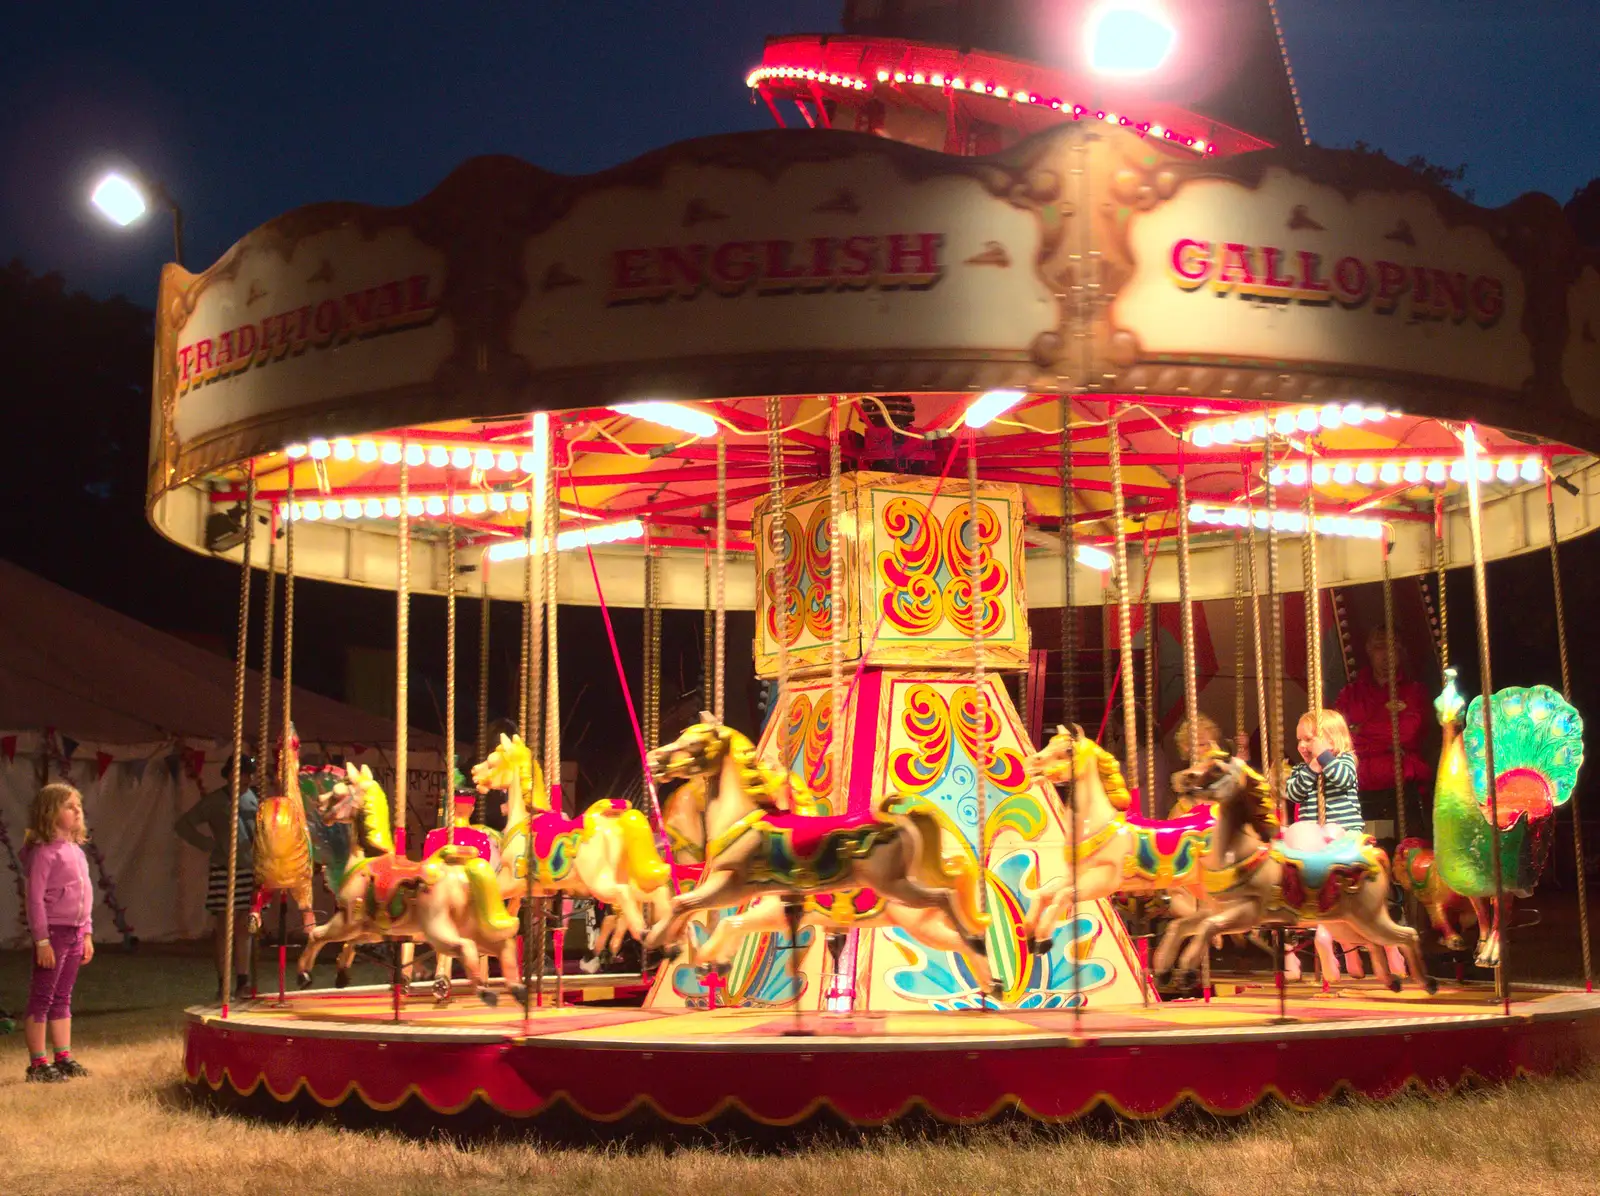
top-left (0, 559), bottom-right (445, 945)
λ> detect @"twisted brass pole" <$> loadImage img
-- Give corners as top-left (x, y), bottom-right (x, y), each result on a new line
top-left (221, 469), bottom-right (255, 1017)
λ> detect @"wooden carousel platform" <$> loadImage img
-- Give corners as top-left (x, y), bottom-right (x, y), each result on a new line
top-left (184, 979), bottom-right (1600, 1129)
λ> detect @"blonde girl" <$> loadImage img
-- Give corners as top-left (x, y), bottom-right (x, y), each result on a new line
top-left (21, 783), bottom-right (95, 1083)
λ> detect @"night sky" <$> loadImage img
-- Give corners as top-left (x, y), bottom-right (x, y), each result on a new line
top-left (1, 1), bottom-right (1596, 304)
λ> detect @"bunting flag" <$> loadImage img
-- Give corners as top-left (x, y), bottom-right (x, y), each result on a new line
top-left (185, 748), bottom-right (207, 782)
top-left (0, 735), bottom-right (15, 763)
top-left (61, 735), bottom-right (79, 763)
top-left (96, 752), bottom-right (114, 780)
top-left (128, 758), bottom-right (148, 783)
top-left (166, 750), bottom-right (183, 783)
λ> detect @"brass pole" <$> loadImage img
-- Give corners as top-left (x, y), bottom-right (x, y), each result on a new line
top-left (221, 468), bottom-right (256, 1017)
top-left (1463, 426), bottom-right (1509, 1008)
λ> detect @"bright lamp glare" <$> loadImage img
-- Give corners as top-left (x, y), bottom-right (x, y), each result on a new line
top-left (610, 401), bottom-right (717, 439)
top-left (1086, 2), bottom-right (1177, 77)
top-left (963, 389), bottom-right (1026, 429)
top-left (1075, 544), bottom-right (1114, 571)
top-left (91, 173), bottom-right (149, 227)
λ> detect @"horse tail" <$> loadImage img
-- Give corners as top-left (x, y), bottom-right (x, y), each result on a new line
top-left (591, 802), bottom-right (671, 892)
top-left (895, 803), bottom-right (989, 936)
top-left (461, 856), bottom-right (519, 936)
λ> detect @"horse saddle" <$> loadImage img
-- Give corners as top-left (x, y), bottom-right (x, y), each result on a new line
top-left (366, 853), bottom-right (426, 906)
top-left (1125, 808), bottom-right (1213, 880)
top-left (761, 810), bottom-right (893, 860)
top-left (1271, 832), bottom-right (1384, 915)
top-left (421, 826), bottom-right (497, 868)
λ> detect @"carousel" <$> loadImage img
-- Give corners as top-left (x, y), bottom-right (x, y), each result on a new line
top-left (162, 1), bottom-right (1600, 1128)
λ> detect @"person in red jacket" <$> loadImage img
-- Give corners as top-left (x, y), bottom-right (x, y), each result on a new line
top-left (1334, 627), bottom-right (1432, 843)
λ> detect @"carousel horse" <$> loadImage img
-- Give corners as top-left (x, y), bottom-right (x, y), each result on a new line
top-left (1021, 725), bottom-right (1212, 960)
top-left (661, 774), bottom-right (1001, 994)
top-left (1152, 753), bottom-right (1436, 993)
top-left (471, 734), bottom-right (672, 943)
top-left (590, 777), bottom-right (709, 966)
top-left (1430, 670), bottom-right (1584, 967)
top-left (640, 715), bottom-right (991, 969)
top-left (247, 727), bottom-right (343, 937)
top-left (295, 764), bottom-right (523, 1003)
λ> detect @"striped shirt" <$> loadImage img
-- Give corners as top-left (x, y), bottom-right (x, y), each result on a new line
top-left (1285, 751), bottom-right (1363, 833)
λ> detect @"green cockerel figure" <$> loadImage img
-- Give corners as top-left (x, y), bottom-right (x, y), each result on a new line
top-left (1432, 668), bottom-right (1584, 967)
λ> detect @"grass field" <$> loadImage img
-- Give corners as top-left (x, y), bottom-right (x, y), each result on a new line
top-left (4, 943), bottom-right (1600, 1196)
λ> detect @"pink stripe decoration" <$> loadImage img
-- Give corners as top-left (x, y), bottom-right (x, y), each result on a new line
top-left (846, 669), bottom-right (884, 817)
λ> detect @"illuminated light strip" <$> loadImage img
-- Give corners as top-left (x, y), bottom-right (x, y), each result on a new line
top-left (284, 440), bottom-right (537, 473)
top-left (279, 490), bottom-right (529, 522)
top-left (1188, 502), bottom-right (1386, 540)
top-left (743, 63), bottom-right (1211, 154)
top-left (1075, 544), bottom-right (1114, 571)
top-left (1187, 403), bottom-right (1399, 448)
top-left (1267, 455), bottom-right (1543, 489)
top-left (484, 520), bottom-right (646, 561)
top-left (745, 65), bottom-right (870, 92)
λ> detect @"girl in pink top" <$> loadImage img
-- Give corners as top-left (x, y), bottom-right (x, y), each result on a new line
top-left (21, 783), bottom-right (95, 1083)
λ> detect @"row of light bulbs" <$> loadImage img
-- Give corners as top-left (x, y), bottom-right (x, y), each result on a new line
top-left (742, 64), bottom-right (1211, 153)
top-left (1268, 456), bottom-right (1545, 489)
top-left (286, 438), bottom-right (536, 473)
top-left (278, 491), bottom-right (531, 522)
top-left (1187, 404), bottom-right (1399, 448)
top-left (1188, 503), bottom-right (1387, 540)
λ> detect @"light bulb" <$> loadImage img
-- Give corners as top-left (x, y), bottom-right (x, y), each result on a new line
top-left (357, 440), bottom-right (378, 463)
top-left (452, 447), bottom-right (472, 470)
top-left (498, 451), bottom-right (517, 472)
top-left (332, 439), bottom-right (354, 460)
top-left (381, 442), bottom-right (402, 465)
top-left (309, 439), bottom-right (331, 460)
top-left (428, 446), bottom-right (449, 468)
top-left (405, 444), bottom-right (424, 467)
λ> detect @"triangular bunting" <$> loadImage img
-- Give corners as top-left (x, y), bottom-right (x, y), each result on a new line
top-left (0, 735), bottom-right (15, 763)
top-left (61, 735), bottom-right (79, 761)
top-left (96, 752), bottom-right (114, 780)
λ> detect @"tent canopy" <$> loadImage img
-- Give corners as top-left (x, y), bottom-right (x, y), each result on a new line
top-left (0, 557), bottom-right (432, 748)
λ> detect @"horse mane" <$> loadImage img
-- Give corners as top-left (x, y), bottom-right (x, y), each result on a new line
top-left (717, 724), bottom-right (814, 812)
top-left (1085, 739), bottom-right (1132, 811)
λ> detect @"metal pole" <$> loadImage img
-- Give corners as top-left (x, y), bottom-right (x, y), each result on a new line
top-left (220, 469), bottom-right (255, 1018)
top-left (1108, 409), bottom-right (1140, 804)
top-left (1059, 399), bottom-right (1077, 732)
top-left (1463, 426), bottom-right (1508, 1010)
top-left (1177, 473), bottom-right (1198, 766)
top-left (967, 433), bottom-right (990, 923)
top-left (442, 522), bottom-right (457, 829)
top-left (281, 473), bottom-right (296, 794)
top-left (715, 435), bottom-right (727, 724)
top-left (393, 453), bottom-right (410, 1024)
top-left (1546, 472), bottom-right (1591, 991)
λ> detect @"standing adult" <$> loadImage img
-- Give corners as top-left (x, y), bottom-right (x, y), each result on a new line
top-left (175, 754), bottom-right (259, 997)
top-left (1334, 628), bottom-right (1431, 843)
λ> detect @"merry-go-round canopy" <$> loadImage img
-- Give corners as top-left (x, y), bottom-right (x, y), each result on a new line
top-left (145, 10), bottom-right (1600, 614)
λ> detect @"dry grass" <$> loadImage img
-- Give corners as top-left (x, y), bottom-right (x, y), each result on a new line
top-left (3, 946), bottom-right (1598, 1196)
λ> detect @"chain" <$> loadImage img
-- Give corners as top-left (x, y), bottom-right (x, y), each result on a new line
top-left (1108, 410), bottom-right (1140, 804)
top-left (1059, 397), bottom-right (1076, 730)
top-left (395, 454), bottom-right (410, 838)
top-left (1264, 435), bottom-right (1285, 797)
top-left (1301, 480), bottom-right (1323, 823)
top-left (1382, 536), bottom-right (1405, 843)
top-left (545, 428), bottom-right (560, 797)
top-left (258, 509), bottom-right (276, 782)
top-left (281, 471), bottom-right (296, 793)
top-left (1245, 485), bottom-right (1269, 768)
top-left (1177, 472), bottom-right (1198, 770)
top-left (1434, 494), bottom-right (1450, 670)
top-left (767, 396), bottom-right (791, 794)
top-left (443, 520), bottom-right (457, 827)
top-left (967, 434), bottom-right (990, 918)
top-left (475, 563), bottom-right (490, 824)
top-left (715, 434), bottom-right (727, 724)
top-left (829, 396), bottom-right (846, 809)
top-left (1143, 596), bottom-right (1156, 800)
top-left (1233, 531), bottom-right (1246, 759)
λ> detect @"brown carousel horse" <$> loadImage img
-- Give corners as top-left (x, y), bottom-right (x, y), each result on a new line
top-left (1152, 753), bottom-right (1436, 994)
top-left (294, 765), bottom-right (522, 1003)
top-left (640, 716), bottom-right (990, 972)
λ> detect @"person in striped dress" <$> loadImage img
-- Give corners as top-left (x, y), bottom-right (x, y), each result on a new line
top-left (175, 754), bottom-right (258, 998)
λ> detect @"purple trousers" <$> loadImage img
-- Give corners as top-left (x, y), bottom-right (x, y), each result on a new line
top-left (26, 925), bottom-right (84, 1022)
